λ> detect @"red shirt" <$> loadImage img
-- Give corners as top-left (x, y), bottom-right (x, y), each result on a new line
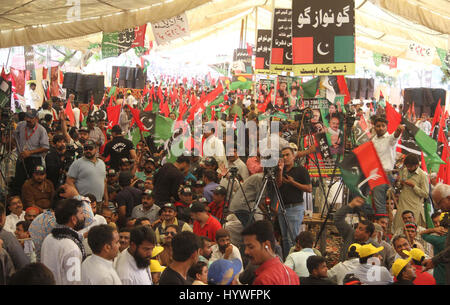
top-left (412, 264), bottom-right (436, 285)
top-left (193, 215), bottom-right (222, 241)
top-left (208, 200), bottom-right (226, 221)
top-left (253, 257), bottom-right (300, 285)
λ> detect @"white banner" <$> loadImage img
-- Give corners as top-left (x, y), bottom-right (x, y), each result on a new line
top-left (151, 13), bottom-right (190, 45)
top-left (406, 42), bottom-right (435, 64)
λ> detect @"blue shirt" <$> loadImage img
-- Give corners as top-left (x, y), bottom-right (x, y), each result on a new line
top-left (203, 182), bottom-right (219, 202)
top-left (68, 157), bottom-right (106, 202)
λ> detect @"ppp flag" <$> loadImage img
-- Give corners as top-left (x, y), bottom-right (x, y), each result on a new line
top-left (339, 141), bottom-right (389, 198)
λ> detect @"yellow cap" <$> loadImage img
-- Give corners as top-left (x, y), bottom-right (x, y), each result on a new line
top-left (151, 245), bottom-right (164, 258)
top-left (403, 248), bottom-right (425, 262)
top-left (440, 212), bottom-right (448, 221)
top-left (150, 259), bottom-right (166, 273)
top-left (127, 90), bottom-right (132, 94)
top-left (348, 243), bottom-right (362, 253)
top-left (357, 244), bottom-right (384, 258)
top-left (391, 257), bottom-right (412, 277)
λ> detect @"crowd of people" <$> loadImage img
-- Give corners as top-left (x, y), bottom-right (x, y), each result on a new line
top-left (0, 79), bottom-right (449, 286)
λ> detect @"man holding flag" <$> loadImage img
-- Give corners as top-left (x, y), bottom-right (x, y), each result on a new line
top-left (371, 117), bottom-right (404, 219)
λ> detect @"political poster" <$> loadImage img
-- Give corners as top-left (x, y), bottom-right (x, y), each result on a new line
top-left (291, 0), bottom-right (355, 76)
top-left (102, 25), bottom-right (147, 59)
top-left (231, 48), bottom-right (253, 82)
top-left (255, 29), bottom-right (273, 74)
top-left (152, 13), bottom-right (190, 46)
top-left (270, 8), bottom-right (294, 73)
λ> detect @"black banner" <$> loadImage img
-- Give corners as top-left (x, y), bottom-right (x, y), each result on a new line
top-left (255, 29), bottom-right (272, 73)
top-left (291, 0), bottom-right (355, 75)
top-left (270, 8), bottom-right (293, 71)
top-left (232, 48), bottom-right (253, 75)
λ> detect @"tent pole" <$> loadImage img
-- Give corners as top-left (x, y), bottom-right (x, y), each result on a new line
top-left (240, 19), bottom-right (245, 49)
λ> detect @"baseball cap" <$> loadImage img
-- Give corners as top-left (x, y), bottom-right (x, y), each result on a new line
top-left (127, 90), bottom-right (132, 94)
top-left (391, 257), bottom-right (412, 277)
top-left (142, 189), bottom-right (153, 197)
top-left (162, 203), bottom-right (176, 211)
top-left (107, 169), bottom-right (117, 176)
top-left (25, 109), bottom-right (38, 118)
top-left (179, 187), bottom-right (192, 196)
top-left (213, 186), bottom-right (227, 196)
top-left (86, 116), bottom-right (96, 123)
top-left (197, 197), bottom-right (208, 204)
top-left (404, 222), bottom-right (417, 230)
top-left (33, 165), bottom-right (45, 174)
top-left (190, 202), bottom-right (206, 213)
top-left (348, 243), bottom-right (362, 254)
top-left (207, 259), bottom-right (242, 285)
top-left (84, 140), bottom-right (96, 149)
top-left (111, 125), bottom-right (122, 134)
top-left (144, 158), bottom-right (156, 165)
top-left (120, 158), bottom-right (131, 164)
top-left (403, 248), bottom-right (425, 262)
top-left (151, 246), bottom-right (164, 258)
top-left (357, 244), bottom-right (384, 258)
top-left (79, 127), bottom-right (89, 133)
top-left (195, 180), bottom-right (205, 187)
top-left (150, 259), bottom-right (166, 273)
top-left (204, 157), bottom-right (218, 167)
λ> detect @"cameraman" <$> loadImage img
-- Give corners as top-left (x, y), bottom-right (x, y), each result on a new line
top-left (276, 146), bottom-right (312, 259)
top-left (45, 134), bottom-right (67, 189)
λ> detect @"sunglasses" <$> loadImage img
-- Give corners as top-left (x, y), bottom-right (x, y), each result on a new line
top-left (84, 145), bottom-right (95, 151)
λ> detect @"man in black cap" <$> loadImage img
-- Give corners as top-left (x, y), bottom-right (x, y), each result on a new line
top-left (119, 158), bottom-right (133, 173)
top-left (45, 134), bottom-right (67, 189)
top-left (208, 186), bottom-right (227, 222)
top-left (116, 170), bottom-right (142, 227)
top-left (78, 126), bottom-right (90, 145)
top-left (174, 187), bottom-right (194, 223)
top-left (193, 180), bottom-right (205, 199)
top-left (107, 169), bottom-right (120, 188)
top-left (12, 109), bottom-right (50, 195)
top-left (154, 203), bottom-right (193, 244)
top-left (191, 202), bottom-right (222, 241)
top-left (102, 125), bottom-right (136, 171)
top-left (131, 190), bottom-right (160, 223)
top-left (86, 116), bottom-right (105, 148)
top-left (135, 158), bottom-right (156, 182)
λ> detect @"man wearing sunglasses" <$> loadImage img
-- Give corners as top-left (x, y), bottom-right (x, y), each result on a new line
top-left (67, 140), bottom-right (108, 210)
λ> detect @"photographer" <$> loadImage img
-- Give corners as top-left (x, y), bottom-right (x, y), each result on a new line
top-left (276, 147), bottom-right (312, 258)
top-left (45, 134), bottom-right (67, 189)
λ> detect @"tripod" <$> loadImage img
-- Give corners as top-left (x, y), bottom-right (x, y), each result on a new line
top-left (0, 123), bottom-right (18, 202)
top-left (246, 168), bottom-right (296, 248)
top-left (222, 167), bottom-right (251, 225)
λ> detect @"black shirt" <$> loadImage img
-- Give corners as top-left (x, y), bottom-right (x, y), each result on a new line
top-left (153, 163), bottom-right (185, 206)
top-left (280, 165), bottom-right (311, 205)
top-left (116, 186), bottom-right (142, 217)
top-left (159, 266), bottom-right (192, 285)
top-left (299, 276), bottom-right (335, 285)
top-left (102, 136), bottom-right (134, 170)
top-left (45, 147), bottom-right (64, 189)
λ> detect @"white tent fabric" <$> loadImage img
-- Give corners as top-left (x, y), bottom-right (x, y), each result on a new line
top-left (0, 0), bottom-right (449, 66)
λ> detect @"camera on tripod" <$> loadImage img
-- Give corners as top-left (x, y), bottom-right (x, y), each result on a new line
top-left (343, 105), bottom-right (356, 128)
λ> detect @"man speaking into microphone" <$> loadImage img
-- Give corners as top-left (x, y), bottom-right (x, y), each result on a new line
top-left (276, 146), bottom-right (312, 259)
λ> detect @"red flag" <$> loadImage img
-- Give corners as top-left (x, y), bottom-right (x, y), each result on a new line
top-left (438, 111), bottom-right (448, 144)
top-left (353, 141), bottom-right (390, 190)
top-left (144, 99), bottom-right (153, 112)
top-left (65, 101), bottom-right (75, 126)
top-left (59, 70), bottom-right (64, 85)
top-left (114, 67), bottom-right (120, 86)
top-left (431, 100), bottom-right (442, 132)
top-left (385, 102), bottom-right (402, 134)
top-left (246, 43), bottom-right (253, 56)
top-left (89, 95), bottom-right (94, 112)
top-left (411, 102), bottom-right (416, 122)
top-left (129, 106), bottom-right (148, 131)
top-left (42, 68), bottom-right (48, 80)
top-left (336, 76), bottom-right (350, 104)
top-left (106, 104), bottom-right (121, 129)
top-left (438, 145), bottom-right (450, 184)
top-left (420, 151), bottom-right (428, 173)
top-left (258, 88), bottom-right (273, 113)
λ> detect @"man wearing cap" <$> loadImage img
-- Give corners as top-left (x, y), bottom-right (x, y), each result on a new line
top-left (154, 203), bottom-right (192, 245)
top-left (45, 134), bottom-right (67, 189)
top-left (21, 165), bottom-right (55, 210)
top-left (67, 140), bottom-right (108, 206)
top-left (12, 108), bottom-right (49, 195)
top-left (191, 202), bottom-right (222, 242)
top-left (131, 190), bottom-right (160, 223)
top-left (102, 125), bottom-right (136, 171)
top-left (174, 187), bottom-right (194, 223)
top-left (352, 243), bottom-right (393, 285)
top-left (403, 222), bottom-right (428, 255)
top-left (78, 126), bottom-right (90, 145)
top-left (107, 169), bottom-right (120, 188)
top-left (391, 257), bottom-right (416, 285)
top-left (135, 158), bottom-right (156, 182)
top-left (126, 90), bottom-right (137, 107)
top-left (119, 158), bottom-right (133, 173)
top-left (208, 186), bottom-right (227, 222)
top-left (402, 248), bottom-right (436, 285)
top-left (328, 244), bottom-right (362, 285)
top-left (86, 116), bottom-right (105, 148)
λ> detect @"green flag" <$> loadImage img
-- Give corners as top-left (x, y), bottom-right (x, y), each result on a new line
top-left (155, 115), bottom-right (174, 141)
top-left (300, 77), bottom-right (319, 98)
top-left (229, 80), bottom-right (252, 91)
top-left (131, 127), bottom-right (141, 147)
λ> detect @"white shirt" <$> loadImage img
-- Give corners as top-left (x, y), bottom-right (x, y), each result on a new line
top-left (352, 263), bottom-right (393, 285)
top-left (371, 132), bottom-right (399, 171)
top-left (38, 109), bottom-right (53, 121)
top-left (73, 107), bottom-right (81, 128)
top-left (41, 232), bottom-right (83, 285)
top-left (203, 135), bottom-right (226, 165)
top-left (209, 244), bottom-right (243, 271)
top-left (79, 214), bottom-right (107, 236)
top-left (327, 258), bottom-right (360, 285)
top-left (284, 248), bottom-right (316, 277)
top-left (25, 89), bottom-right (41, 109)
top-left (81, 254), bottom-right (122, 285)
top-left (115, 249), bottom-right (153, 285)
top-left (3, 211), bottom-right (25, 233)
top-left (259, 134), bottom-right (290, 156)
top-left (416, 120), bottom-right (432, 136)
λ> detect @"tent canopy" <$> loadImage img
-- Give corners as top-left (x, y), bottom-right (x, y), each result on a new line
top-left (0, 0), bottom-right (449, 65)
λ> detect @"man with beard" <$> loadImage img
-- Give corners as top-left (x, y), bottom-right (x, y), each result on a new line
top-left (115, 225), bottom-right (156, 285)
top-left (209, 228), bottom-right (243, 268)
top-left (393, 153), bottom-right (429, 232)
top-left (67, 140), bottom-right (108, 207)
top-left (86, 116), bottom-right (105, 149)
top-left (198, 236), bottom-right (212, 263)
top-left (22, 165), bottom-right (55, 211)
top-left (45, 134), bottom-right (67, 189)
top-left (41, 199), bottom-right (86, 285)
top-left (78, 127), bottom-right (90, 145)
top-left (102, 125), bottom-right (136, 171)
top-left (12, 109), bottom-right (50, 196)
top-left (159, 231), bottom-right (201, 285)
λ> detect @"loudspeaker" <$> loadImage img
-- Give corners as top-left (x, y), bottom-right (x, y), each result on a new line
top-left (62, 72), bottom-right (78, 90)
